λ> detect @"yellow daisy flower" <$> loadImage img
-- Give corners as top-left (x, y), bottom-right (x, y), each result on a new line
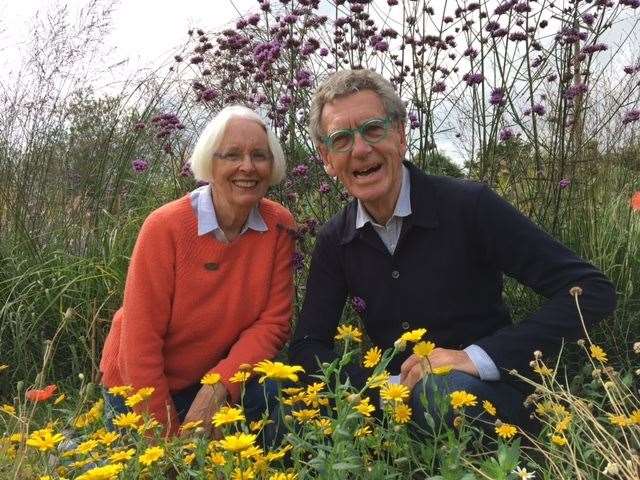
top-left (354, 425), bottom-right (372, 437)
top-left (219, 432), bottom-right (257, 453)
top-left (75, 463), bottom-right (124, 480)
top-left (609, 414), bottom-right (631, 427)
top-left (108, 448), bottom-right (135, 463)
top-left (229, 371), bottom-right (252, 383)
top-left (180, 420), bottom-right (203, 432)
top-left (551, 434), bottom-right (567, 446)
top-left (449, 390), bottom-right (478, 409)
top-left (589, 344), bottom-right (607, 363)
top-left (399, 328), bottom-right (427, 343)
top-left (413, 341), bottom-right (435, 358)
top-left (380, 383), bottom-right (410, 403)
top-left (354, 397), bottom-right (375, 417)
top-left (315, 418), bottom-right (333, 435)
top-left (495, 423), bottom-right (518, 440)
top-left (253, 360), bottom-right (305, 383)
top-left (26, 428), bottom-right (65, 452)
top-left (212, 406), bottom-right (246, 427)
top-left (112, 412), bottom-right (142, 430)
top-left (291, 408), bottom-right (320, 422)
top-left (363, 346), bottom-right (382, 368)
top-left (107, 385), bottom-right (133, 397)
top-left (393, 403), bottom-right (412, 424)
top-left (366, 371), bottom-right (391, 388)
top-left (201, 372), bottom-right (222, 386)
top-left (335, 324), bottom-right (363, 343)
top-left (482, 400), bottom-right (497, 416)
top-left (431, 365), bottom-right (453, 375)
top-left (0, 404), bottom-right (16, 415)
top-left (210, 451), bottom-right (226, 465)
top-left (139, 446), bottom-right (165, 466)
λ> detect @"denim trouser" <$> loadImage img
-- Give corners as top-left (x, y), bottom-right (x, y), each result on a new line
top-left (102, 378), bottom-right (279, 444)
top-left (409, 370), bottom-right (539, 436)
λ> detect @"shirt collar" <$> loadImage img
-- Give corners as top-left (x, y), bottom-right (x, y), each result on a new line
top-left (355, 165), bottom-right (412, 229)
top-left (195, 184), bottom-right (267, 237)
top-left (340, 161), bottom-right (439, 245)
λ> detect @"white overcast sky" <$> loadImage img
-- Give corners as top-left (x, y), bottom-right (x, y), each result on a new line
top-left (1, 0), bottom-right (259, 82)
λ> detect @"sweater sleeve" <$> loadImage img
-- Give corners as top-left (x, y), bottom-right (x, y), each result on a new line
top-left (117, 210), bottom-right (180, 433)
top-left (288, 227), bottom-right (371, 393)
top-left (472, 185), bottom-right (617, 378)
top-left (211, 210), bottom-right (296, 402)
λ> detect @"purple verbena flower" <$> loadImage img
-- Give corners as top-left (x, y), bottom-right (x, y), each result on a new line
top-left (133, 122), bottom-right (145, 131)
top-left (564, 82), bottom-right (588, 100)
top-left (132, 159), bottom-right (149, 173)
top-left (320, 47), bottom-right (329, 56)
top-left (581, 43), bottom-right (608, 54)
top-left (463, 72), bottom-right (484, 86)
top-left (292, 164), bottom-right (309, 177)
top-left (489, 87), bottom-right (506, 106)
top-left (352, 296), bottom-right (367, 315)
top-left (582, 13), bottom-right (596, 26)
top-left (374, 40), bottom-right (389, 52)
top-left (292, 251), bottom-right (304, 271)
top-left (509, 31), bottom-right (528, 41)
top-left (319, 182), bottom-right (331, 194)
top-left (433, 82), bottom-right (446, 93)
top-left (559, 178), bottom-right (571, 189)
top-left (622, 109), bottom-right (640, 125)
top-left (499, 127), bottom-right (514, 142)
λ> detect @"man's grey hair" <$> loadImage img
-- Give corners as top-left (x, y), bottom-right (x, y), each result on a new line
top-left (309, 69), bottom-right (406, 147)
top-left (190, 105), bottom-right (286, 185)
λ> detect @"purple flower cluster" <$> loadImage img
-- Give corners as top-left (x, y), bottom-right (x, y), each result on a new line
top-left (196, 88), bottom-right (218, 102)
top-left (524, 103), bottom-right (546, 116)
top-left (581, 43), bottom-right (608, 54)
top-left (499, 127), bottom-right (514, 142)
top-left (150, 113), bottom-right (184, 138)
top-left (463, 72), bottom-right (484, 86)
top-left (319, 182), bottom-right (331, 194)
top-left (292, 251), bottom-right (305, 271)
top-left (620, 0), bottom-right (640, 7)
top-left (292, 164), bottom-right (309, 177)
top-left (295, 69), bottom-right (313, 88)
top-left (622, 109), bottom-right (640, 125)
top-left (495, 0), bottom-right (518, 15)
top-left (564, 83), bottom-right (588, 100)
top-left (408, 112), bottom-right (420, 129)
top-left (132, 158), bottom-right (149, 173)
top-left (556, 27), bottom-right (588, 44)
top-left (509, 31), bottom-right (528, 42)
top-left (432, 82), bottom-right (446, 93)
top-left (489, 87), bottom-right (506, 107)
top-left (351, 296), bottom-right (367, 315)
top-left (559, 178), bottom-right (571, 189)
top-left (180, 162), bottom-right (193, 177)
top-left (581, 13), bottom-right (596, 26)
top-left (254, 40), bottom-right (282, 68)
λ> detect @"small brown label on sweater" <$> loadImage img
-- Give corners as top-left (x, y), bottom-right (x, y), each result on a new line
top-left (204, 262), bottom-right (219, 271)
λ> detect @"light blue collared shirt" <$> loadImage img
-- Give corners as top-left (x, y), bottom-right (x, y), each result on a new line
top-left (355, 165), bottom-right (500, 381)
top-left (189, 184), bottom-right (267, 242)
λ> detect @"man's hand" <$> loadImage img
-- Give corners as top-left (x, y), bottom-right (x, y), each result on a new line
top-left (179, 383), bottom-right (228, 438)
top-left (399, 348), bottom-right (479, 391)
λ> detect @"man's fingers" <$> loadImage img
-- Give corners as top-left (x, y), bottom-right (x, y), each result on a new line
top-left (400, 354), bottom-right (422, 381)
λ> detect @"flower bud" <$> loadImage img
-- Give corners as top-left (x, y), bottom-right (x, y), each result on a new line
top-left (633, 342), bottom-right (640, 354)
top-left (569, 286), bottom-right (583, 296)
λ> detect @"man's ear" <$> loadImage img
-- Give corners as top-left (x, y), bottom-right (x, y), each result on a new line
top-left (397, 121), bottom-right (407, 158)
top-left (318, 145), bottom-right (337, 177)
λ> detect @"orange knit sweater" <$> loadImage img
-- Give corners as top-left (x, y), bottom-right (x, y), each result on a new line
top-left (99, 194), bottom-right (295, 434)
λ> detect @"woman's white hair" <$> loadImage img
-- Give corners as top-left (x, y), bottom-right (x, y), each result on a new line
top-left (189, 105), bottom-right (286, 186)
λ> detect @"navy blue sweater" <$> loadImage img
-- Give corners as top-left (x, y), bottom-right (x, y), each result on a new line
top-left (289, 161), bottom-right (616, 391)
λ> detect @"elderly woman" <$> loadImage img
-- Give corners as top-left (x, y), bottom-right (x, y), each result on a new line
top-left (99, 105), bottom-right (295, 436)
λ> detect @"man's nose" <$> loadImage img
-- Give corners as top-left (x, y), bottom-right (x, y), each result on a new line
top-left (351, 132), bottom-right (372, 157)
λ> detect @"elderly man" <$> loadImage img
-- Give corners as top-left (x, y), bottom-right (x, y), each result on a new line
top-left (289, 69), bottom-right (616, 432)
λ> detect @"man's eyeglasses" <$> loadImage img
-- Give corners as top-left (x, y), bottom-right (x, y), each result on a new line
top-left (322, 117), bottom-right (393, 153)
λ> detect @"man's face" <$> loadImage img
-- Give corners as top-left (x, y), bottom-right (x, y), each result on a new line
top-left (319, 90), bottom-right (406, 219)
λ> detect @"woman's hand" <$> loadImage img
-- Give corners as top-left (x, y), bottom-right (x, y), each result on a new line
top-left (179, 383), bottom-right (228, 438)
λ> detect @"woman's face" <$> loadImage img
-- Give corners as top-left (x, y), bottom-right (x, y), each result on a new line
top-left (211, 117), bottom-right (273, 212)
